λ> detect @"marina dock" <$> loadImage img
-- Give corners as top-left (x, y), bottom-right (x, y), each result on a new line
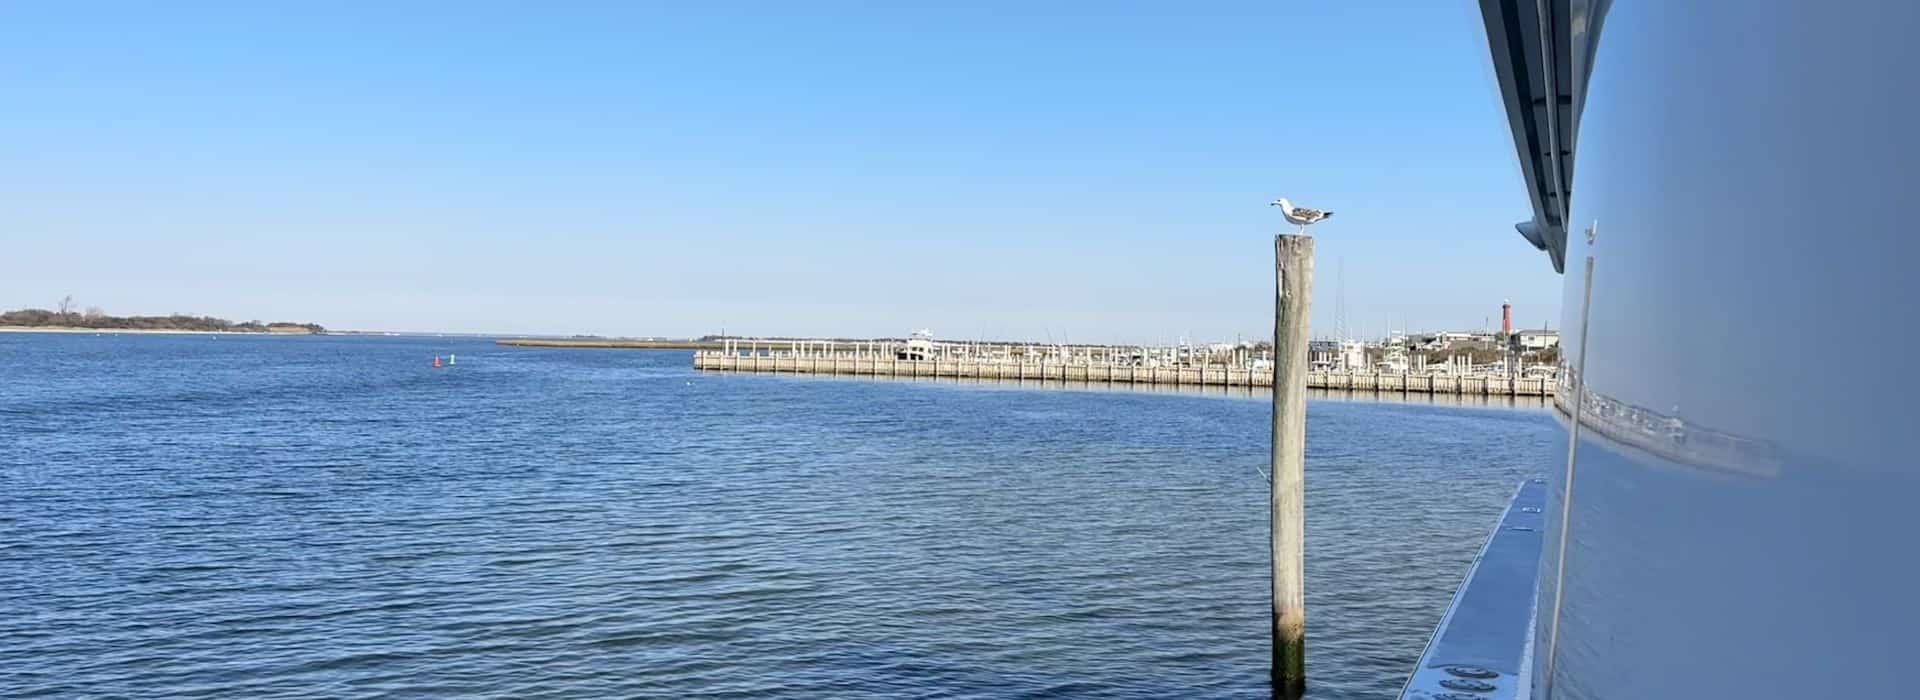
top-left (691, 345), bottom-right (1556, 397)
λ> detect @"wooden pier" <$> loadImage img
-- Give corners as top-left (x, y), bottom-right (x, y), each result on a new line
top-left (691, 350), bottom-right (1555, 396)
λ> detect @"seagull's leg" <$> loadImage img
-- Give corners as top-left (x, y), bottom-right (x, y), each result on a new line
top-left (1296, 224), bottom-right (1308, 236)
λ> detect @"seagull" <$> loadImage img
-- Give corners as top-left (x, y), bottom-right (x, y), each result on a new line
top-left (1271, 197), bottom-right (1333, 234)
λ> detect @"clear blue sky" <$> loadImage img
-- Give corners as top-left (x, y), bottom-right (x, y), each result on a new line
top-left (2, 2), bottom-right (1560, 343)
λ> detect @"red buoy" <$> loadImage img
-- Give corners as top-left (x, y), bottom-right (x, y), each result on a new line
top-left (433, 355), bottom-right (442, 368)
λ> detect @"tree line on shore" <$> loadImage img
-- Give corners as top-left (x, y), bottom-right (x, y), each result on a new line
top-left (1, 300), bottom-right (324, 333)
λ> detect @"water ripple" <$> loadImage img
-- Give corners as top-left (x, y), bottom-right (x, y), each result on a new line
top-left (0, 334), bottom-right (1557, 698)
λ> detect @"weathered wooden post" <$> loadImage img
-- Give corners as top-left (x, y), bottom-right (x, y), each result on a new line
top-left (1272, 233), bottom-right (1314, 697)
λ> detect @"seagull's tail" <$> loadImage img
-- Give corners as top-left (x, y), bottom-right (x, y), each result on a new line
top-left (1322, 211), bottom-right (1334, 220)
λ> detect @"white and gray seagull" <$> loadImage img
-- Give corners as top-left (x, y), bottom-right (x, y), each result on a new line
top-left (1270, 197), bottom-right (1333, 234)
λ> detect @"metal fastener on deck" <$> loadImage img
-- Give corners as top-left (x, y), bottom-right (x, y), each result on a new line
top-left (1440, 678), bottom-right (1498, 692)
top-left (1444, 665), bottom-right (1499, 679)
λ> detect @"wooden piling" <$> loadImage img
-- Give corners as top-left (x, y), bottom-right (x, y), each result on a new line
top-left (1271, 233), bottom-right (1313, 698)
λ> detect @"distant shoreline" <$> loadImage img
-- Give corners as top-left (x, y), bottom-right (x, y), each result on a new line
top-left (497, 337), bottom-right (718, 350)
top-left (0, 308), bottom-right (326, 335)
top-left (0, 326), bottom-right (318, 335)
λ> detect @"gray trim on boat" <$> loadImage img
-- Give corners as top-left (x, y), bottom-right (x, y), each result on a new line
top-left (1396, 478), bottom-right (1547, 700)
top-left (1477, 0), bottom-right (1607, 273)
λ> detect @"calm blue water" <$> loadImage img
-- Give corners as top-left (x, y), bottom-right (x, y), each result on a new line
top-left (0, 333), bottom-right (1557, 699)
